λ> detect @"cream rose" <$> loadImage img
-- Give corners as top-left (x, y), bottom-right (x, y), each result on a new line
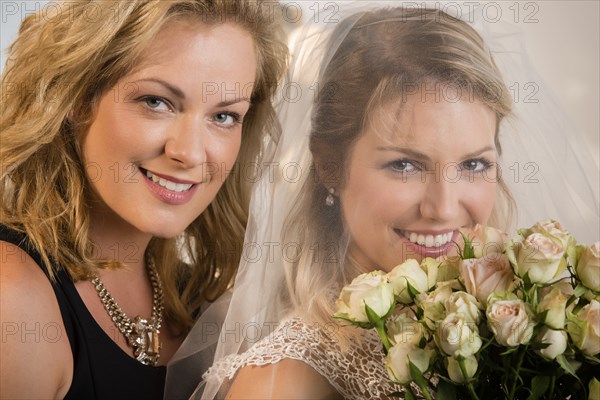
top-left (567, 300), bottom-right (600, 356)
top-left (520, 220), bottom-right (574, 251)
top-left (415, 281), bottom-right (457, 330)
top-left (575, 242), bottom-right (600, 292)
top-left (465, 224), bottom-right (507, 259)
top-left (435, 312), bottom-right (482, 358)
top-left (445, 292), bottom-right (482, 324)
top-left (486, 293), bottom-right (535, 347)
top-left (536, 326), bottom-right (568, 360)
top-left (446, 355), bottom-right (478, 383)
top-left (508, 233), bottom-right (566, 284)
top-left (334, 271), bottom-right (395, 324)
top-left (460, 254), bottom-right (514, 306)
top-left (387, 314), bottom-right (424, 346)
top-left (388, 259), bottom-right (429, 304)
top-left (385, 342), bottom-right (432, 384)
top-left (420, 257), bottom-right (439, 290)
top-left (537, 287), bottom-right (568, 329)
top-left (437, 254), bottom-right (461, 281)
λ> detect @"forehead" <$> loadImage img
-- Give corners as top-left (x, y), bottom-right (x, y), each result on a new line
top-left (130, 19), bottom-right (256, 78)
top-left (363, 88), bottom-right (497, 151)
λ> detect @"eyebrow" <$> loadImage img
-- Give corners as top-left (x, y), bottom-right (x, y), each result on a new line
top-left (135, 78), bottom-right (251, 107)
top-left (136, 78), bottom-right (186, 100)
top-left (217, 98), bottom-right (252, 107)
top-left (376, 145), bottom-right (495, 161)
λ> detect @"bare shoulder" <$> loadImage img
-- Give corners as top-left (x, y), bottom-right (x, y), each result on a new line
top-left (0, 241), bottom-right (73, 399)
top-left (225, 358), bottom-right (342, 400)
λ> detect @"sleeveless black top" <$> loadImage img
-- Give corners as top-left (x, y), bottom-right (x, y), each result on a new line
top-left (0, 226), bottom-right (166, 399)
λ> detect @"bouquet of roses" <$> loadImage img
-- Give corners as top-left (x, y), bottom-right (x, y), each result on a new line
top-left (334, 220), bottom-right (599, 400)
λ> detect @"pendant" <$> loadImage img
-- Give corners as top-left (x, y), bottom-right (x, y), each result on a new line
top-left (128, 316), bottom-right (161, 366)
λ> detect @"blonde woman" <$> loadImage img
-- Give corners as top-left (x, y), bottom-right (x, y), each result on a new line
top-left (185, 3), bottom-right (599, 399)
top-left (0, 1), bottom-right (287, 399)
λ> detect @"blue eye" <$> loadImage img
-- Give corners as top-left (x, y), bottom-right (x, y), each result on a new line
top-left (388, 159), bottom-right (417, 173)
top-left (213, 112), bottom-right (241, 128)
top-left (141, 96), bottom-right (171, 112)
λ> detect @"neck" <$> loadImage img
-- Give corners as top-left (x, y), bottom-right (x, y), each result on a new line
top-left (88, 208), bottom-right (152, 273)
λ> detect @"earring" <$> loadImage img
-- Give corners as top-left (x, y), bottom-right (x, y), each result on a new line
top-left (325, 187), bottom-right (336, 207)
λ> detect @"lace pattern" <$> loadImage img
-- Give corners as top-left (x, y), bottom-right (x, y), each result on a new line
top-left (203, 317), bottom-right (414, 399)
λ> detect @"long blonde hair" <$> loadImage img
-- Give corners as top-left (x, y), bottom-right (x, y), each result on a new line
top-left (283, 7), bottom-right (515, 328)
top-left (1, 0), bottom-right (288, 334)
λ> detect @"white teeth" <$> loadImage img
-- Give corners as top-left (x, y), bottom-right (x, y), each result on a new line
top-left (144, 170), bottom-right (193, 192)
top-left (425, 235), bottom-right (434, 247)
top-left (400, 230), bottom-right (454, 247)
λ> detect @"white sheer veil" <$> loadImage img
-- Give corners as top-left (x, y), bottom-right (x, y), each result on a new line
top-left (164, 2), bottom-right (599, 399)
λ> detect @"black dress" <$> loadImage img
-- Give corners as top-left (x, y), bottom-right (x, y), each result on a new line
top-left (0, 225), bottom-right (166, 399)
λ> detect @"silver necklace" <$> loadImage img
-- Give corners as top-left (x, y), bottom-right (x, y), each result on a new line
top-left (91, 256), bottom-right (164, 366)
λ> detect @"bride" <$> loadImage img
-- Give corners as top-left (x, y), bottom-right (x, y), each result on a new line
top-left (166, 3), bottom-right (599, 399)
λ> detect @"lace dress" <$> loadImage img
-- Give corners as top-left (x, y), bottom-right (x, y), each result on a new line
top-left (204, 317), bottom-right (413, 399)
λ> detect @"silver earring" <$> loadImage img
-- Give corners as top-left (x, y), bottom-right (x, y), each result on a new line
top-left (325, 188), bottom-right (335, 207)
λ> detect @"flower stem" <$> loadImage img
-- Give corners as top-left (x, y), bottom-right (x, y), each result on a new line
top-left (375, 320), bottom-right (392, 353)
top-left (508, 347), bottom-right (526, 399)
top-left (414, 379), bottom-right (433, 400)
top-left (548, 375), bottom-right (555, 399)
top-left (458, 358), bottom-right (480, 400)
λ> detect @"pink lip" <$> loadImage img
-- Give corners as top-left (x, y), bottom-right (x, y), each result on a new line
top-left (394, 229), bottom-right (459, 258)
top-left (141, 169), bottom-right (199, 205)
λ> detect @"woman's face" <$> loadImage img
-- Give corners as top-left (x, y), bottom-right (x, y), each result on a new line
top-left (82, 21), bottom-right (256, 238)
top-left (338, 87), bottom-right (498, 271)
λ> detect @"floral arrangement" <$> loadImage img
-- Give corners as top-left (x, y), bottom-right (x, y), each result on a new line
top-left (334, 220), bottom-right (599, 400)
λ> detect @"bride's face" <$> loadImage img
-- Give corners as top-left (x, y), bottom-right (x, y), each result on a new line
top-left (338, 88), bottom-right (498, 271)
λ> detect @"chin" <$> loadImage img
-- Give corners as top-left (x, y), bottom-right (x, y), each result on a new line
top-left (136, 219), bottom-right (191, 239)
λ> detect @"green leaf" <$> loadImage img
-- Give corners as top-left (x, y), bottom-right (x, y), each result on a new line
top-left (572, 297), bottom-right (590, 315)
top-left (555, 354), bottom-right (580, 379)
top-left (566, 294), bottom-right (578, 308)
top-left (460, 231), bottom-right (475, 259)
top-left (332, 315), bottom-right (373, 329)
top-left (436, 380), bottom-right (458, 400)
top-left (364, 303), bottom-right (381, 324)
top-left (526, 375), bottom-right (550, 399)
top-left (404, 386), bottom-right (417, 400)
top-left (389, 391), bottom-right (404, 398)
top-left (523, 272), bottom-right (533, 290)
top-left (584, 354), bottom-right (600, 364)
top-left (407, 281), bottom-right (420, 300)
top-left (409, 360), bottom-right (428, 389)
top-left (536, 309), bottom-right (549, 325)
top-left (529, 341), bottom-right (550, 350)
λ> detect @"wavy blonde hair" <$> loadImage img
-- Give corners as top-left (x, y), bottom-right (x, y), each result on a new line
top-left (1, 0), bottom-right (288, 334)
top-left (282, 7), bottom-right (515, 329)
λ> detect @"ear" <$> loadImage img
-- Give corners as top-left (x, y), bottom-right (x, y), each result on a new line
top-left (310, 141), bottom-right (342, 189)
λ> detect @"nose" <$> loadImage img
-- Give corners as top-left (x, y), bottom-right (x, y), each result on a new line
top-left (419, 175), bottom-right (462, 222)
top-left (164, 117), bottom-right (207, 169)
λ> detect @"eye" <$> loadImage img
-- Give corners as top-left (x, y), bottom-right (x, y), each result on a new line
top-left (141, 96), bottom-right (172, 112)
top-left (461, 159), bottom-right (491, 173)
top-left (213, 112), bottom-right (241, 128)
top-left (387, 159), bottom-right (418, 173)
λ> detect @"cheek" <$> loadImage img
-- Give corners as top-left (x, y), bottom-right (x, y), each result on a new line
top-left (212, 136), bottom-right (243, 181)
top-left (468, 181), bottom-right (497, 223)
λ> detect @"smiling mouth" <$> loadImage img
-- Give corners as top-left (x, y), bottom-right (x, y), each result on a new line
top-left (395, 229), bottom-right (455, 247)
top-left (141, 168), bottom-right (195, 193)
